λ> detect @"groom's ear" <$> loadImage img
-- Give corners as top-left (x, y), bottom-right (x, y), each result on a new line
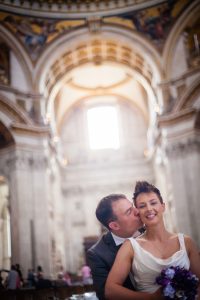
top-left (108, 221), bottom-right (120, 231)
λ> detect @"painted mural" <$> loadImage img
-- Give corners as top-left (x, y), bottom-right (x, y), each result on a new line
top-left (0, 0), bottom-right (194, 61)
top-left (0, 42), bottom-right (9, 85)
top-left (104, 0), bottom-right (191, 50)
top-left (184, 19), bottom-right (200, 67)
top-left (0, 12), bottom-right (85, 61)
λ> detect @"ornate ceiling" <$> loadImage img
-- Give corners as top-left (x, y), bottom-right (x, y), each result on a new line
top-left (0, 0), bottom-right (191, 62)
top-left (45, 40), bottom-right (152, 95)
top-left (0, 0), bottom-right (198, 136)
top-left (0, 0), bottom-right (166, 18)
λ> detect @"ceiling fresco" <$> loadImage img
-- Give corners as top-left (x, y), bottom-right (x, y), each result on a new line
top-left (0, 0), bottom-right (192, 61)
top-left (104, 0), bottom-right (191, 49)
top-left (184, 18), bottom-right (200, 68)
top-left (0, 12), bottom-right (86, 61)
top-left (0, 42), bottom-right (9, 85)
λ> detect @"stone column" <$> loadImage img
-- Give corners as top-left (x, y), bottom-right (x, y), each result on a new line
top-left (1, 122), bottom-right (56, 277)
top-left (153, 147), bottom-right (177, 233)
top-left (5, 147), bottom-right (52, 276)
top-left (158, 108), bottom-right (200, 247)
top-left (165, 136), bottom-right (200, 245)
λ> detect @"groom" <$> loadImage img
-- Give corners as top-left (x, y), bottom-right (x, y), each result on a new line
top-left (87, 194), bottom-right (163, 300)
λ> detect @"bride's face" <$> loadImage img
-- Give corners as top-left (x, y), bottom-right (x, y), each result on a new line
top-left (135, 192), bottom-right (165, 225)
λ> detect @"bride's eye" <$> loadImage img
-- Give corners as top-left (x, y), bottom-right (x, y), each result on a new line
top-left (151, 201), bottom-right (158, 205)
top-left (138, 204), bottom-right (145, 209)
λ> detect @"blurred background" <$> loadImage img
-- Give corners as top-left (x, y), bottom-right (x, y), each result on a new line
top-left (0, 0), bottom-right (200, 281)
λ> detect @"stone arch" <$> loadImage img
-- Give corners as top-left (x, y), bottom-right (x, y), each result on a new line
top-left (49, 61), bottom-right (157, 139)
top-left (45, 42), bottom-right (154, 95)
top-left (57, 93), bottom-right (149, 135)
top-left (0, 24), bottom-right (33, 90)
top-left (173, 78), bottom-right (200, 112)
top-left (59, 93), bottom-right (149, 166)
top-left (34, 24), bottom-right (163, 94)
top-left (195, 110), bottom-right (200, 129)
top-left (163, 0), bottom-right (200, 79)
top-left (33, 24), bottom-right (163, 138)
top-left (0, 94), bottom-right (33, 129)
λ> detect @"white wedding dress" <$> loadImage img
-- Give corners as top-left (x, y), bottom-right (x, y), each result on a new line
top-left (128, 233), bottom-right (190, 293)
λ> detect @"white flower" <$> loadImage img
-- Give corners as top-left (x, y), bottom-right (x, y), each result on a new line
top-left (165, 268), bottom-right (175, 279)
top-left (175, 290), bottom-right (186, 299)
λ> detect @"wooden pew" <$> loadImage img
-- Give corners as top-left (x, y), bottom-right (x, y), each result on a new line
top-left (0, 284), bottom-right (95, 300)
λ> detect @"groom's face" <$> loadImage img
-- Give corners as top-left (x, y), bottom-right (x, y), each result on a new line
top-left (111, 198), bottom-right (142, 238)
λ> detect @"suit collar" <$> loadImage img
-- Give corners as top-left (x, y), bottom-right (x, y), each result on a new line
top-left (103, 231), bottom-right (116, 247)
top-left (111, 232), bottom-right (126, 246)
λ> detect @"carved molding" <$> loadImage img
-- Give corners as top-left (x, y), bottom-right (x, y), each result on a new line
top-left (1, 150), bottom-right (49, 172)
top-left (165, 137), bottom-right (200, 157)
top-left (158, 66), bottom-right (200, 88)
top-left (46, 39), bottom-right (153, 95)
top-left (173, 77), bottom-right (200, 112)
top-left (0, 84), bottom-right (43, 100)
top-left (87, 16), bottom-right (102, 33)
top-left (0, 0), bottom-right (166, 19)
top-left (0, 96), bottom-right (32, 125)
top-left (11, 123), bottom-right (50, 137)
top-left (62, 180), bottom-right (142, 196)
top-left (0, 121), bottom-right (14, 149)
top-left (158, 107), bottom-right (196, 127)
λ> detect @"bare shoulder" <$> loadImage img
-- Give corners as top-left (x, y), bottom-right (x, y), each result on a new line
top-left (183, 234), bottom-right (194, 245)
top-left (117, 239), bottom-right (134, 259)
top-left (183, 234), bottom-right (199, 253)
top-left (123, 239), bottom-right (134, 250)
top-left (118, 239), bottom-right (133, 252)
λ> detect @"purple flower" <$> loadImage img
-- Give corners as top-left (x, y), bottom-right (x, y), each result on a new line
top-left (175, 290), bottom-right (186, 299)
top-left (164, 284), bottom-right (175, 298)
top-left (156, 266), bottom-right (199, 300)
top-left (165, 268), bottom-right (175, 279)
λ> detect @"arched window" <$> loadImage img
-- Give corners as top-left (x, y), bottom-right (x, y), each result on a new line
top-left (87, 105), bottom-right (120, 150)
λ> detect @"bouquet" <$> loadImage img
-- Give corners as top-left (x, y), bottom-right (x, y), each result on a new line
top-left (156, 266), bottom-right (199, 299)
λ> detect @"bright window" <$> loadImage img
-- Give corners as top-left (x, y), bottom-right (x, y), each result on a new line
top-left (87, 106), bottom-right (120, 150)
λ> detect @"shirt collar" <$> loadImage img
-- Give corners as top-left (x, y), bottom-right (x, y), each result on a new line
top-left (111, 232), bottom-right (126, 246)
top-left (111, 230), bottom-right (142, 246)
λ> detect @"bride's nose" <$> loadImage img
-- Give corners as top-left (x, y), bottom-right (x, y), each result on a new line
top-left (146, 203), bottom-right (153, 211)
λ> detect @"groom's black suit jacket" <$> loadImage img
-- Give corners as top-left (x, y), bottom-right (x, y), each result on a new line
top-left (87, 231), bottom-right (135, 300)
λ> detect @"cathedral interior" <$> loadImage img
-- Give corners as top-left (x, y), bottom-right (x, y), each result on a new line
top-left (0, 0), bottom-right (200, 278)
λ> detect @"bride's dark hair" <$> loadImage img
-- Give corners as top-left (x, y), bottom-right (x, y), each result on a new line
top-left (133, 181), bottom-right (163, 206)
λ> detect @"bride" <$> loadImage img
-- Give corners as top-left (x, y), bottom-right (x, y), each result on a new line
top-left (105, 181), bottom-right (200, 299)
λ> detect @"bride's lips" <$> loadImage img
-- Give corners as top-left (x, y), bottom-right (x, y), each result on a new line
top-left (145, 213), bottom-right (156, 220)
